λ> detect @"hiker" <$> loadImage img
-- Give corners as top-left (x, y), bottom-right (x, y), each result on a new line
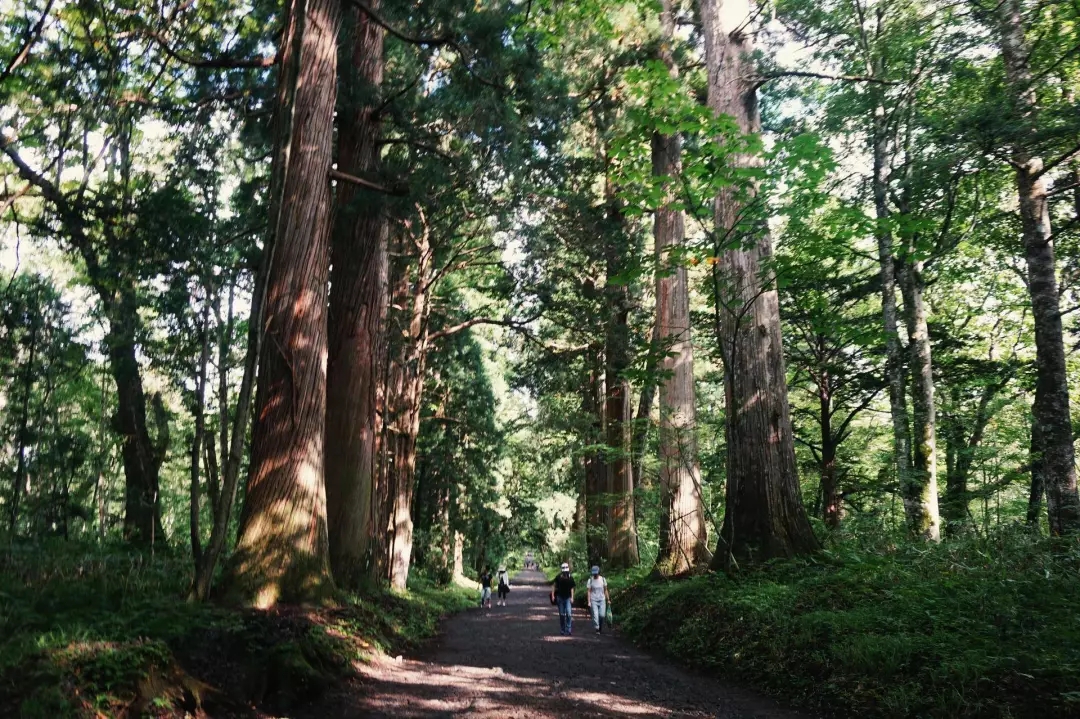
top-left (587, 565), bottom-right (611, 634)
top-left (480, 566), bottom-right (493, 609)
top-left (550, 562), bottom-right (575, 635)
top-left (497, 567), bottom-right (511, 606)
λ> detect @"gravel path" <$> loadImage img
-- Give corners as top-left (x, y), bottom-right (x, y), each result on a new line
top-left (308, 570), bottom-right (809, 718)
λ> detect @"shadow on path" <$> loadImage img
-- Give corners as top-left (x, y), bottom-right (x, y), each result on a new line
top-left (303, 570), bottom-right (809, 718)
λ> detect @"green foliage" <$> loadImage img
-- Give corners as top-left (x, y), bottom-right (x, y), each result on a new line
top-left (615, 531), bottom-right (1080, 718)
top-left (0, 544), bottom-right (473, 717)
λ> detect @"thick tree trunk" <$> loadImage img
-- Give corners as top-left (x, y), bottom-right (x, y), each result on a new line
top-left (108, 292), bottom-right (166, 547)
top-left (653, 0), bottom-right (708, 574)
top-left (997, 0), bottom-right (1080, 535)
top-left (899, 259), bottom-right (941, 540)
top-left (702, 0), bottom-right (819, 569)
top-left (871, 107), bottom-right (914, 523)
top-left (221, 0), bottom-right (340, 607)
top-left (325, 1), bottom-right (387, 588)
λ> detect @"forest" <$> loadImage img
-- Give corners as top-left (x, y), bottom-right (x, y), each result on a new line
top-left (2, 0), bottom-right (1080, 716)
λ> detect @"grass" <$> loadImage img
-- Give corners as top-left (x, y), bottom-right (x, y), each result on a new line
top-left (0, 542), bottom-right (475, 718)
top-left (613, 529), bottom-right (1080, 719)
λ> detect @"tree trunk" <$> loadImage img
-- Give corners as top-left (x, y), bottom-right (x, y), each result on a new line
top-left (220, 0), bottom-right (340, 607)
top-left (8, 314), bottom-right (37, 535)
top-left (386, 226), bottom-right (432, 591)
top-left (108, 292), bottom-right (167, 547)
top-left (653, 0), bottom-right (708, 574)
top-left (583, 351), bottom-right (608, 565)
top-left (325, 0), bottom-right (387, 588)
top-left (604, 212), bottom-right (639, 569)
top-left (190, 301), bottom-right (211, 566)
top-left (818, 376), bottom-right (842, 529)
top-left (871, 104), bottom-right (914, 524)
top-left (191, 255), bottom-right (266, 601)
top-left (702, 0), bottom-right (819, 569)
top-left (899, 258), bottom-right (941, 540)
top-left (997, 0), bottom-right (1080, 535)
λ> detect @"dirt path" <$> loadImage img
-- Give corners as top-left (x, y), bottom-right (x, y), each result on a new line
top-left (308, 570), bottom-right (808, 718)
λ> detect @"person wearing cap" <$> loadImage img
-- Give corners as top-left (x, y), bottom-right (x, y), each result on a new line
top-left (586, 565), bottom-right (611, 634)
top-left (550, 562), bottom-right (576, 635)
top-left (479, 566), bottom-right (493, 609)
top-left (496, 566), bottom-right (511, 606)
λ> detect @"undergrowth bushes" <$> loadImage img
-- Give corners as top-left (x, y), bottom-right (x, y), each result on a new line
top-left (0, 543), bottom-right (474, 718)
top-left (614, 529), bottom-right (1080, 718)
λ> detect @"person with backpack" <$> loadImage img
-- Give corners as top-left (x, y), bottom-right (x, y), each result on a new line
top-left (479, 567), bottom-right (493, 609)
top-left (550, 562), bottom-right (575, 635)
top-left (587, 565), bottom-right (611, 634)
top-left (496, 567), bottom-right (511, 606)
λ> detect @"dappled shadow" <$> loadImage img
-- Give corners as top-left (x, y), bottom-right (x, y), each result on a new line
top-left (302, 570), bottom-right (809, 719)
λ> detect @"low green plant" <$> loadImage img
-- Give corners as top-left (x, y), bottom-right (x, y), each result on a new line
top-left (614, 529), bottom-right (1080, 718)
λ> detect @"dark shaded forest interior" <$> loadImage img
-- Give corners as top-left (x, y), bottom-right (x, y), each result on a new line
top-left (2, 0), bottom-right (1080, 717)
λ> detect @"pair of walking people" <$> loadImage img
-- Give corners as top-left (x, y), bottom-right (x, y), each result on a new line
top-left (550, 562), bottom-right (611, 636)
top-left (480, 566), bottom-right (511, 608)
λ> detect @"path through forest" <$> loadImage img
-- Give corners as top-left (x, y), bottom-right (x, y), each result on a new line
top-left (306, 570), bottom-right (808, 718)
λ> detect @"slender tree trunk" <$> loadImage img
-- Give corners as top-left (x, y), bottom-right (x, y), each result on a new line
top-left (386, 226), bottom-right (432, 591)
top-left (871, 106), bottom-right (914, 524)
top-left (584, 351), bottom-right (608, 565)
top-left (325, 0), bottom-right (387, 588)
top-left (8, 315), bottom-right (37, 536)
top-left (818, 376), bottom-right (842, 529)
top-left (190, 302), bottom-right (211, 566)
top-left (997, 0), bottom-right (1080, 535)
top-left (899, 258), bottom-right (941, 540)
top-left (604, 209), bottom-right (639, 569)
top-left (221, 0), bottom-right (341, 606)
top-left (702, 0), bottom-right (819, 569)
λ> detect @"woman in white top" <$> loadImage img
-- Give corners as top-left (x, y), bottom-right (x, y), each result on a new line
top-left (497, 567), bottom-right (511, 606)
top-left (586, 565), bottom-right (610, 633)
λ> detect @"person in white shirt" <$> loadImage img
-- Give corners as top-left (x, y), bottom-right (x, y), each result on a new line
top-left (497, 567), bottom-right (511, 606)
top-left (586, 565), bottom-right (610, 634)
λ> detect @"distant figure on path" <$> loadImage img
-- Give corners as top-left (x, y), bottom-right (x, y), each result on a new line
top-left (550, 562), bottom-right (576, 635)
top-left (480, 567), bottom-right (493, 609)
top-left (587, 565), bottom-right (610, 634)
top-left (497, 566), bottom-right (511, 606)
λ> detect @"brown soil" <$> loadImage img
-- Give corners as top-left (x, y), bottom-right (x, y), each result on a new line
top-left (302, 570), bottom-right (810, 718)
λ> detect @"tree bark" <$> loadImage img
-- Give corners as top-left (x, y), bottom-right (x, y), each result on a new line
top-left (702, 0), bottom-right (819, 569)
top-left (583, 350), bottom-right (608, 565)
top-left (996, 0), bottom-right (1080, 535)
top-left (604, 193), bottom-right (639, 570)
top-left (385, 225), bottom-right (432, 590)
top-left (899, 258), bottom-right (941, 540)
top-left (871, 104), bottom-right (914, 528)
top-left (325, 0), bottom-right (387, 588)
top-left (190, 301), bottom-right (211, 566)
top-left (653, 0), bottom-right (707, 574)
top-left (108, 292), bottom-right (167, 547)
top-left (221, 0), bottom-right (340, 607)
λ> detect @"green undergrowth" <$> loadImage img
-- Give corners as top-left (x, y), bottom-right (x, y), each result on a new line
top-left (614, 530), bottom-right (1080, 719)
top-left (0, 543), bottom-right (474, 718)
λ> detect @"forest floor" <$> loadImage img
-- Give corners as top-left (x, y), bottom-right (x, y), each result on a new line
top-left (303, 569), bottom-right (807, 719)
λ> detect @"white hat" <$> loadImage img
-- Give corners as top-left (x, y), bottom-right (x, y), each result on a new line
top-left (498, 566), bottom-right (506, 572)
top-left (590, 565), bottom-right (600, 575)
top-left (560, 562), bottom-right (570, 571)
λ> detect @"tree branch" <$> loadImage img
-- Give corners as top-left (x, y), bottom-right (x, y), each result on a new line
top-left (329, 168), bottom-right (407, 195)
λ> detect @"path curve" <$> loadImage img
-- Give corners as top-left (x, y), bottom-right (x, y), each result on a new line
top-left (309, 570), bottom-right (809, 718)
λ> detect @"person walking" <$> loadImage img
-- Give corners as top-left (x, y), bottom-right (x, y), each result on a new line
top-left (497, 566), bottom-right (511, 606)
top-left (479, 566), bottom-right (493, 609)
top-left (550, 562), bottom-right (575, 635)
top-left (587, 565), bottom-right (610, 634)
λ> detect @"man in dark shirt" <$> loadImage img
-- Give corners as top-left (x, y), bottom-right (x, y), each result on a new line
top-left (550, 562), bottom-right (576, 635)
